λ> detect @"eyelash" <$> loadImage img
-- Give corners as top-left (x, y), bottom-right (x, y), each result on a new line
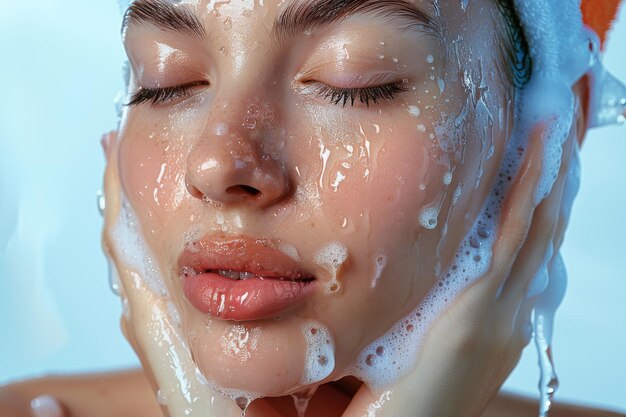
top-left (127, 80), bottom-right (408, 108)
top-left (126, 80), bottom-right (209, 106)
top-left (311, 81), bottom-right (409, 107)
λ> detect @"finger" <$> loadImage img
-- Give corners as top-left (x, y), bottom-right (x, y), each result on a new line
top-left (100, 130), bottom-right (117, 161)
top-left (511, 295), bottom-right (536, 351)
top-left (553, 144), bottom-right (581, 251)
top-left (484, 123), bottom-right (547, 296)
top-left (30, 395), bottom-right (65, 417)
top-left (498, 131), bottom-right (575, 303)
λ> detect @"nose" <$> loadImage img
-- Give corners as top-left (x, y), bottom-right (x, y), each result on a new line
top-left (185, 121), bottom-right (290, 208)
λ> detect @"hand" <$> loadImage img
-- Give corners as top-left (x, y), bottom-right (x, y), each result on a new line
top-left (340, 122), bottom-right (579, 417)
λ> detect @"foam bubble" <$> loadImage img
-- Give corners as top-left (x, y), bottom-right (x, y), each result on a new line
top-left (279, 243), bottom-right (301, 262)
top-left (111, 199), bottom-right (168, 296)
top-left (407, 105), bottom-right (421, 118)
top-left (301, 321), bottom-right (335, 385)
top-left (419, 206), bottom-right (440, 230)
top-left (371, 254), bottom-right (387, 288)
top-left (314, 242), bottom-right (348, 294)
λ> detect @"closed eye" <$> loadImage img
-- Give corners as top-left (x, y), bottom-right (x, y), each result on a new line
top-left (308, 81), bottom-right (409, 107)
top-left (126, 80), bottom-right (209, 106)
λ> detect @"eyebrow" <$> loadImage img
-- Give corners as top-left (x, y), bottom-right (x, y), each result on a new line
top-left (272, 0), bottom-right (442, 43)
top-left (122, 0), bottom-right (207, 39)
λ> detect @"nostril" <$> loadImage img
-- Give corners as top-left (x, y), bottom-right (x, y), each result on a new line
top-left (186, 182), bottom-right (205, 200)
top-left (226, 184), bottom-right (262, 197)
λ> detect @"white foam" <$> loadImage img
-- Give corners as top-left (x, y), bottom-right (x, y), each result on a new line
top-left (279, 243), bottom-right (301, 262)
top-left (371, 254), bottom-right (387, 289)
top-left (314, 242), bottom-right (348, 294)
top-left (418, 206), bottom-right (440, 230)
top-left (111, 199), bottom-right (168, 297)
top-left (300, 321), bottom-right (335, 385)
top-left (407, 105), bottom-right (421, 118)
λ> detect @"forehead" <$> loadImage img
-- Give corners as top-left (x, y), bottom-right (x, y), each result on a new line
top-left (121, 0), bottom-right (450, 39)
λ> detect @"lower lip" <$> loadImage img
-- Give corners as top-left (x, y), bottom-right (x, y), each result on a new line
top-left (183, 273), bottom-right (316, 321)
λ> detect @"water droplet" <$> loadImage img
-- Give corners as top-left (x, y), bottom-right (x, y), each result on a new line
top-left (406, 324), bottom-right (414, 332)
top-left (235, 397), bottom-right (250, 414)
top-left (438, 78), bottom-right (446, 93)
top-left (243, 116), bottom-right (257, 130)
top-left (246, 105), bottom-right (259, 117)
top-left (156, 389), bottom-right (168, 405)
top-left (96, 189), bottom-right (106, 216)
top-left (291, 386), bottom-right (318, 417)
top-left (366, 354), bottom-right (376, 366)
top-left (408, 105), bottom-right (421, 118)
top-left (376, 346), bottom-right (385, 356)
top-left (318, 355), bottom-right (328, 366)
top-left (426, 54), bottom-right (434, 64)
top-left (477, 224), bottom-right (491, 239)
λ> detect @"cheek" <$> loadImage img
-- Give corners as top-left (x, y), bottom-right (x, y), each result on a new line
top-left (315, 119), bottom-right (438, 234)
top-left (118, 121), bottom-right (193, 221)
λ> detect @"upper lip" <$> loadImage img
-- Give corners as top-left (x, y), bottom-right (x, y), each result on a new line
top-left (178, 234), bottom-right (315, 281)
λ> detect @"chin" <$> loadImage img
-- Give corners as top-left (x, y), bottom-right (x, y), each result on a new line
top-left (188, 314), bottom-right (336, 398)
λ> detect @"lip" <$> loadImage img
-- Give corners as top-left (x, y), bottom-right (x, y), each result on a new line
top-left (179, 235), bottom-right (316, 321)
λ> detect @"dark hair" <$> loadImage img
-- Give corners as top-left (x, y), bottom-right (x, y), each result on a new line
top-left (494, 0), bottom-right (532, 88)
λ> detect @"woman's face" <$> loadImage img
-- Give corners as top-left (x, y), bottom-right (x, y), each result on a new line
top-left (108, 0), bottom-right (514, 397)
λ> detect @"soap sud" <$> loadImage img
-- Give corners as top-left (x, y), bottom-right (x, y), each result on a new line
top-left (451, 186), bottom-right (463, 206)
top-left (418, 206), bottom-right (440, 230)
top-left (111, 198), bottom-right (168, 297)
top-left (407, 105), bottom-right (421, 118)
top-left (214, 122), bottom-right (229, 136)
top-left (279, 243), bottom-right (301, 261)
top-left (157, 389), bottom-right (168, 406)
top-left (167, 301), bottom-right (182, 328)
top-left (301, 321), bottom-right (335, 385)
top-left (314, 242), bottom-right (348, 294)
top-left (371, 254), bottom-right (387, 288)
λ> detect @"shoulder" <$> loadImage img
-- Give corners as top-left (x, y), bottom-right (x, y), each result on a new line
top-left (0, 369), bottom-right (162, 417)
top-left (484, 392), bottom-right (626, 417)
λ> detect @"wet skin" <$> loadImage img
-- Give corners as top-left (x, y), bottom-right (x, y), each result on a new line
top-left (99, 0), bottom-right (593, 416)
top-left (112, 0), bottom-right (512, 396)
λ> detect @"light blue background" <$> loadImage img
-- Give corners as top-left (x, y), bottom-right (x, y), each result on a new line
top-left (1, 1), bottom-right (624, 413)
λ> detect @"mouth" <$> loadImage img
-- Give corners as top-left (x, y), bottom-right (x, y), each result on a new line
top-left (179, 235), bottom-right (316, 321)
